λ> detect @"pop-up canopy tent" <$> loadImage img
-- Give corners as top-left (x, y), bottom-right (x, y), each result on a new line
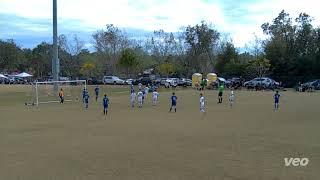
top-left (14, 72), bottom-right (33, 78)
top-left (0, 74), bottom-right (8, 78)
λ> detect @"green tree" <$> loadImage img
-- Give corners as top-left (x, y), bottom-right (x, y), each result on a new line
top-left (30, 42), bottom-right (52, 77)
top-left (216, 42), bottom-right (238, 74)
top-left (92, 24), bottom-right (129, 74)
top-left (156, 62), bottom-right (175, 77)
top-left (118, 48), bottom-right (139, 77)
top-left (223, 61), bottom-right (246, 77)
top-left (262, 10), bottom-right (320, 85)
top-left (246, 58), bottom-right (271, 78)
top-left (80, 62), bottom-right (96, 77)
top-left (58, 34), bottom-right (84, 77)
top-left (0, 39), bottom-right (25, 72)
top-left (184, 21), bottom-right (220, 74)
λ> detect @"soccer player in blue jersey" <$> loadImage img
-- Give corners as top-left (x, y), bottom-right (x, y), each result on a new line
top-left (82, 88), bottom-right (87, 103)
top-left (169, 92), bottom-right (177, 112)
top-left (103, 94), bottom-right (109, 115)
top-left (94, 86), bottom-right (100, 101)
top-left (274, 91), bottom-right (280, 110)
top-left (84, 91), bottom-right (90, 109)
top-left (142, 90), bottom-right (145, 104)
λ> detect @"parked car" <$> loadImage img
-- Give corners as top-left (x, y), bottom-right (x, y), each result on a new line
top-left (37, 76), bottom-right (52, 82)
top-left (301, 79), bottom-right (320, 91)
top-left (178, 78), bottom-right (192, 87)
top-left (133, 77), bottom-right (152, 85)
top-left (59, 77), bottom-right (70, 81)
top-left (125, 79), bottom-right (134, 85)
top-left (14, 77), bottom-right (28, 84)
top-left (102, 76), bottom-right (125, 85)
top-left (171, 78), bottom-right (179, 84)
top-left (87, 77), bottom-right (103, 85)
top-left (226, 77), bottom-right (245, 89)
top-left (155, 78), bottom-right (163, 85)
top-left (6, 76), bottom-right (16, 84)
top-left (244, 77), bottom-right (279, 89)
top-left (160, 78), bottom-right (168, 85)
top-left (164, 78), bottom-right (178, 88)
top-left (0, 77), bottom-right (10, 84)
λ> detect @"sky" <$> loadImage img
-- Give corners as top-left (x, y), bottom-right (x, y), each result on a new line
top-left (0, 0), bottom-right (319, 50)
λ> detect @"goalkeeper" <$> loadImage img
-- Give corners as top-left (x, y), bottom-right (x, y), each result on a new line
top-left (59, 88), bottom-right (64, 104)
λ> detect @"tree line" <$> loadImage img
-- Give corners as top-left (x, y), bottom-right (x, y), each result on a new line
top-left (1, 10), bottom-right (319, 87)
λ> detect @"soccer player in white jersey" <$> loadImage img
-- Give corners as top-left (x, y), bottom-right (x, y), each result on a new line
top-left (130, 90), bottom-right (136, 108)
top-left (144, 85), bottom-right (149, 100)
top-left (137, 90), bottom-right (144, 108)
top-left (229, 91), bottom-right (235, 108)
top-left (138, 83), bottom-right (142, 90)
top-left (152, 89), bottom-right (159, 106)
top-left (200, 93), bottom-right (205, 112)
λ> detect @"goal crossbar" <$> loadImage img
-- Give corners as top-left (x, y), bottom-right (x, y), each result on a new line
top-left (36, 80), bottom-right (86, 84)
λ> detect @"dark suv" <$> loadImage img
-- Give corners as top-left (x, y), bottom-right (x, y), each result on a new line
top-left (87, 77), bottom-right (103, 85)
top-left (133, 77), bottom-right (152, 85)
top-left (227, 77), bottom-right (244, 89)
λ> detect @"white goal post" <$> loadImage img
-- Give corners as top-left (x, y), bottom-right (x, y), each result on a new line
top-left (34, 80), bottom-right (86, 106)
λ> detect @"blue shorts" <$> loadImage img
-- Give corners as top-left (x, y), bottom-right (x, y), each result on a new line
top-left (103, 106), bottom-right (108, 109)
top-left (172, 102), bottom-right (177, 106)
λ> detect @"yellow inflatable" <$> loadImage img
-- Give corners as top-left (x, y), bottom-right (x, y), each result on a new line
top-left (192, 73), bottom-right (202, 88)
top-left (207, 73), bottom-right (217, 87)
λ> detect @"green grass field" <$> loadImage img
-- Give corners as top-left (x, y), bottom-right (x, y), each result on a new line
top-left (1, 85), bottom-right (319, 180)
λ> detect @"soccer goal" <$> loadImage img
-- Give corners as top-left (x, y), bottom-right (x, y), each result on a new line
top-left (33, 80), bottom-right (86, 106)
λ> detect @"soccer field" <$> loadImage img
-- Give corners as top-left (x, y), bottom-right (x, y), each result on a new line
top-left (0, 85), bottom-right (319, 180)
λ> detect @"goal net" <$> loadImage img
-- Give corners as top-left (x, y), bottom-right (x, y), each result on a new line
top-left (33, 80), bottom-right (86, 106)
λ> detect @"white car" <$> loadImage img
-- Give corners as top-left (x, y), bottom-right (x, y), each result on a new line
top-left (164, 78), bottom-right (178, 88)
top-left (178, 78), bottom-right (192, 86)
top-left (125, 79), bottom-right (134, 85)
top-left (244, 77), bottom-right (279, 88)
top-left (160, 78), bottom-right (168, 85)
top-left (103, 76), bottom-right (125, 85)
